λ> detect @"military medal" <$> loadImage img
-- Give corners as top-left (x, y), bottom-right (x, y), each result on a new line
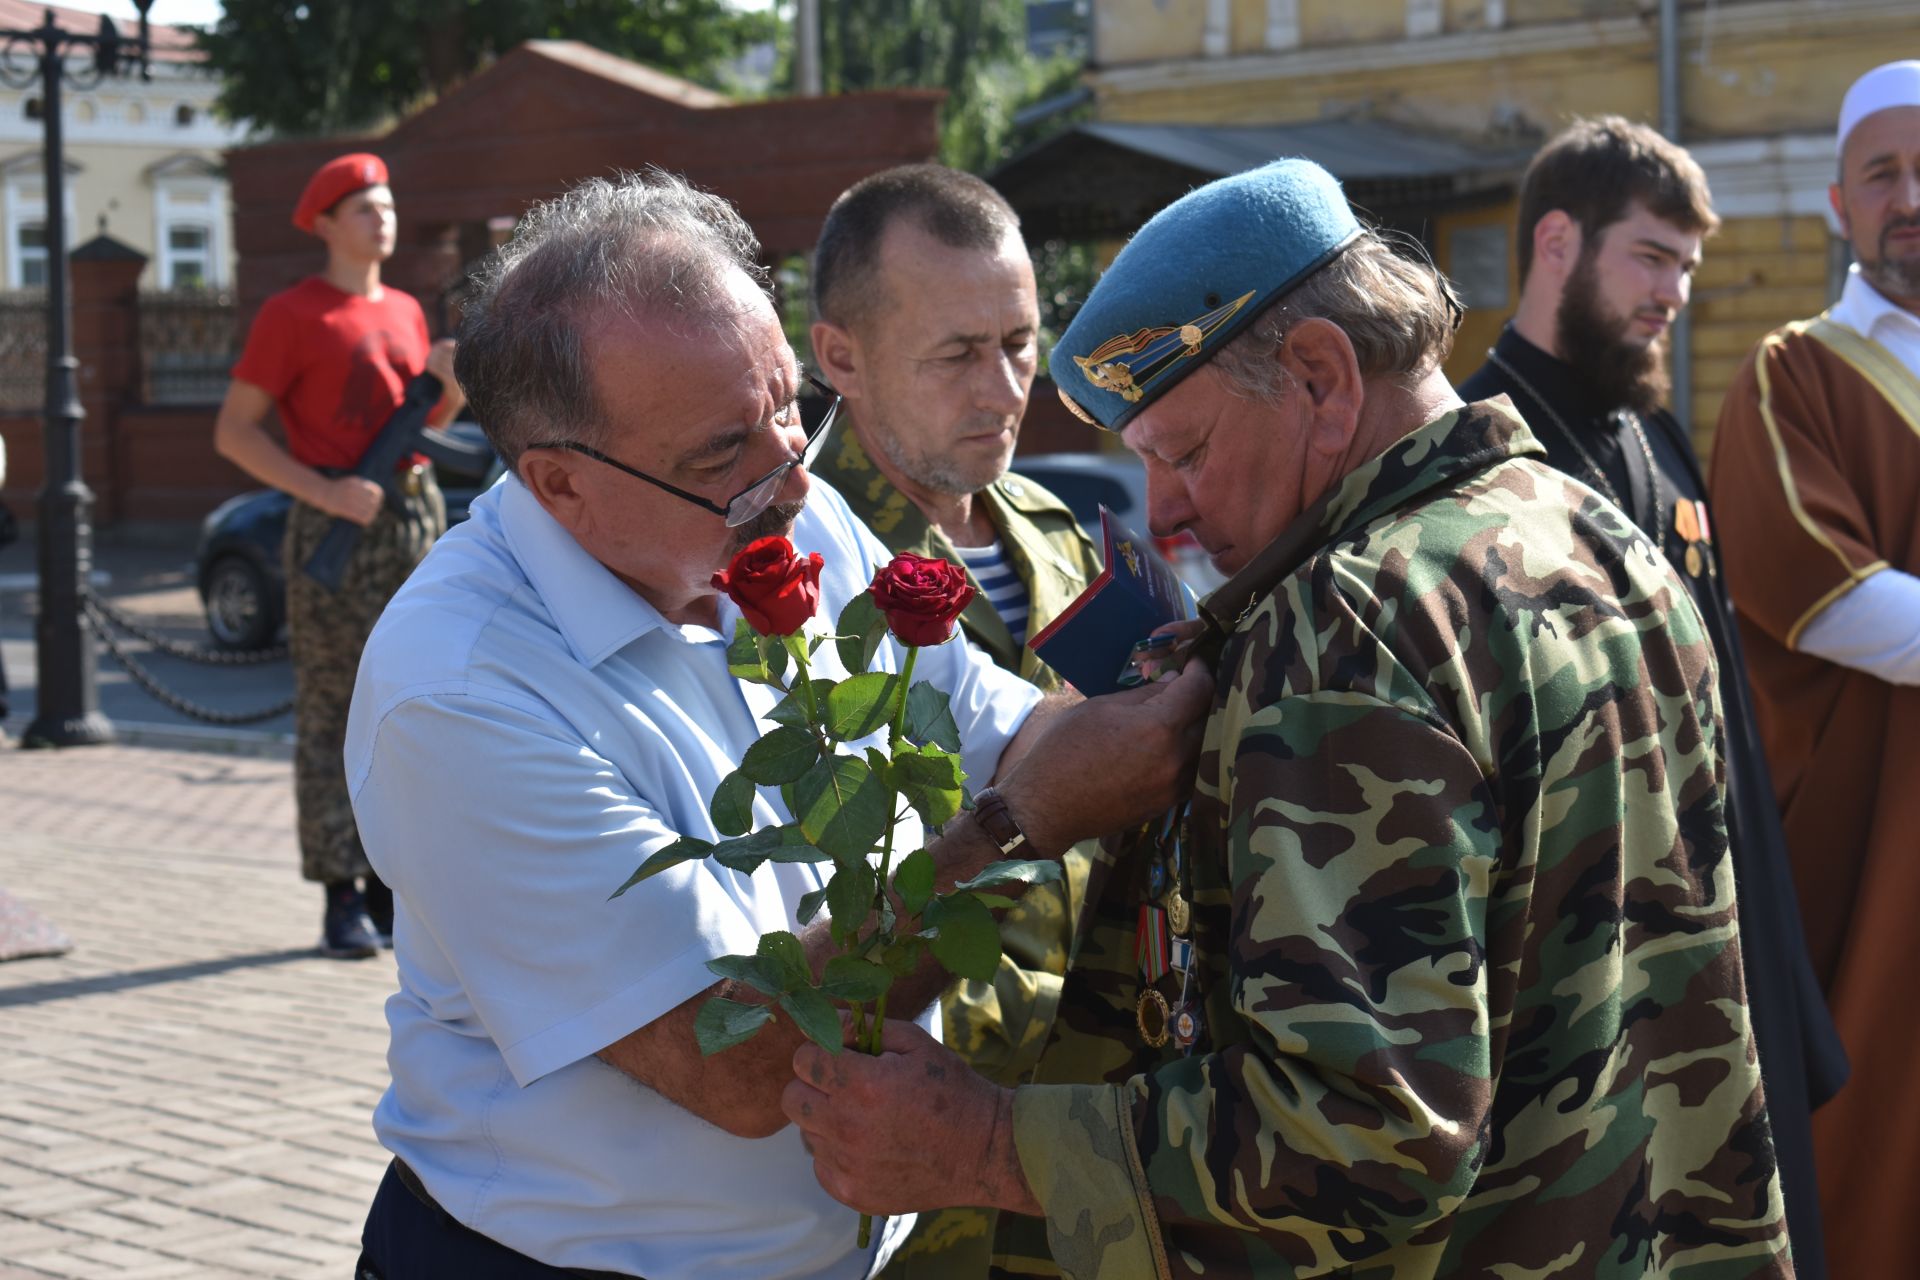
top-left (1136, 989), bottom-right (1171, 1047)
top-left (1685, 544), bottom-right (1704, 577)
top-left (1674, 498), bottom-right (1700, 544)
top-left (1166, 892), bottom-right (1191, 936)
top-left (1172, 1002), bottom-right (1201, 1049)
top-left (1170, 936), bottom-right (1193, 976)
top-left (1136, 904), bottom-right (1171, 983)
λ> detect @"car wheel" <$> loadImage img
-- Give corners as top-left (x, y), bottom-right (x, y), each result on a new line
top-left (203, 555), bottom-right (279, 651)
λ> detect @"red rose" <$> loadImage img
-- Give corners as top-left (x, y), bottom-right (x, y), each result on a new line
top-left (712, 536), bottom-right (824, 636)
top-left (869, 553), bottom-right (976, 647)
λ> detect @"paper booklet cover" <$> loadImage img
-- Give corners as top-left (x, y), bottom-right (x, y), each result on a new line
top-left (1028, 505), bottom-right (1196, 697)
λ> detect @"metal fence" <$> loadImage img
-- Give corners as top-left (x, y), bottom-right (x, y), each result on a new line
top-left (0, 290), bottom-right (47, 412)
top-left (140, 287), bottom-right (237, 406)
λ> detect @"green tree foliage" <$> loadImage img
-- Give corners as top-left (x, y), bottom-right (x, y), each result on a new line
top-left (797, 0), bottom-right (1086, 172)
top-left (199, 0), bottom-right (779, 137)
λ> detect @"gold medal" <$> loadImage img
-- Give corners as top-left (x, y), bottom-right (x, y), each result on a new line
top-left (1166, 893), bottom-right (1191, 936)
top-left (1136, 988), bottom-right (1171, 1047)
top-left (1685, 544), bottom-right (1704, 577)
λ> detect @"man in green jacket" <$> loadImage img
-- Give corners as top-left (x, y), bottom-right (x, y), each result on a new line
top-left (809, 163), bottom-right (1103, 1275)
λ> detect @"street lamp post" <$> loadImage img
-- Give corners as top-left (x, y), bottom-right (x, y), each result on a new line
top-left (1, 3), bottom-right (154, 748)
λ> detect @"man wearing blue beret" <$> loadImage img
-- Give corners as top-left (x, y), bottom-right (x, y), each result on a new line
top-left (784, 159), bottom-right (1791, 1277)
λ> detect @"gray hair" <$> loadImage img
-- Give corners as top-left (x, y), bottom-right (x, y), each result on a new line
top-left (1208, 231), bottom-right (1460, 404)
top-left (456, 168), bottom-right (770, 469)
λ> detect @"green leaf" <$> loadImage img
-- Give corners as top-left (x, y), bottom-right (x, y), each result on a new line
top-left (706, 952), bottom-right (785, 998)
top-left (969, 892), bottom-right (1021, 910)
top-left (879, 934), bottom-right (927, 977)
top-left (892, 847), bottom-right (936, 917)
top-left (824, 672), bottom-right (901, 742)
top-left (767, 678), bottom-right (838, 730)
top-left (906, 680), bottom-right (963, 753)
top-left (835, 591), bottom-right (888, 675)
top-left (890, 744), bottom-right (966, 829)
top-left (950, 859), bottom-right (1063, 894)
top-left (709, 770), bottom-right (757, 837)
top-left (740, 725), bottom-right (821, 786)
top-left (708, 825), bottom-right (827, 874)
top-left (757, 931), bottom-right (811, 991)
top-left (610, 836), bottom-right (714, 898)
top-left (793, 755), bottom-right (891, 864)
top-left (797, 885), bottom-right (830, 925)
top-left (819, 954), bottom-right (894, 1003)
top-left (727, 619), bottom-right (778, 686)
top-left (779, 986), bottom-right (845, 1053)
top-left (759, 634), bottom-right (791, 684)
top-left (825, 860), bottom-right (877, 944)
top-left (925, 893), bottom-right (1001, 982)
top-left (695, 997), bottom-right (774, 1056)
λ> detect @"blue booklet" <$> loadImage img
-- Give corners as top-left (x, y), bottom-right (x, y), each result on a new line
top-left (1029, 506), bottom-right (1196, 697)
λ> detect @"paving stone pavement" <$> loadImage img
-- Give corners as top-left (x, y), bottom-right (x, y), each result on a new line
top-left (1, 744), bottom-right (393, 1278)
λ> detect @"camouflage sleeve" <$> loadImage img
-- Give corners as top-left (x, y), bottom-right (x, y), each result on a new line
top-left (1012, 692), bottom-right (1500, 1278)
top-left (944, 850), bottom-right (1089, 1085)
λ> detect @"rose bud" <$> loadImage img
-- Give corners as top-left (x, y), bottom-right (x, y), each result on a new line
top-left (869, 552), bottom-right (976, 648)
top-left (712, 536), bottom-right (825, 637)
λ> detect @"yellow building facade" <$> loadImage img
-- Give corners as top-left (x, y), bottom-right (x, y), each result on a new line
top-left (1073, 0), bottom-right (1909, 447)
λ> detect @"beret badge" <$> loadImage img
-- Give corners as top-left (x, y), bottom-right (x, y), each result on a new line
top-left (1058, 290), bottom-right (1254, 426)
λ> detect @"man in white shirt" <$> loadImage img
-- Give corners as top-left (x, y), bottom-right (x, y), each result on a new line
top-left (1708, 58), bottom-right (1920, 1279)
top-left (344, 170), bottom-right (1209, 1280)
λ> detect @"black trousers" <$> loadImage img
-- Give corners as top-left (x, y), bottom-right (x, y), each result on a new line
top-left (358, 1159), bottom-right (640, 1279)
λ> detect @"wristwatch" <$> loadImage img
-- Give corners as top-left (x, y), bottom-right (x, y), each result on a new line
top-left (971, 787), bottom-right (1028, 856)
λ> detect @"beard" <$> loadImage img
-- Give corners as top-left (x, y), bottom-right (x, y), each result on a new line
top-left (1859, 212), bottom-right (1920, 300)
top-left (867, 416), bottom-right (1016, 498)
top-left (728, 498), bottom-right (807, 553)
top-left (1555, 249), bottom-right (1671, 416)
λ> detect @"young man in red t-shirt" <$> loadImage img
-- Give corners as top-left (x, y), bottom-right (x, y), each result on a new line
top-left (214, 153), bottom-right (464, 958)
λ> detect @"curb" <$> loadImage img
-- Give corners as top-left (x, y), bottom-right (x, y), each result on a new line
top-left (5, 719), bottom-right (295, 761)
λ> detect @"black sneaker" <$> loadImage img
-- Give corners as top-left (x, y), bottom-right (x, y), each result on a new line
top-left (363, 873), bottom-right (394, 949)
top-left (321, 882), bottom-right (380, 960)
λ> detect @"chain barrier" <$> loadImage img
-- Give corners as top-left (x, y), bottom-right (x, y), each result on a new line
top-left (82, 587), bottom-right (289, 664)
top-left (81, 593), bottom-right (295, 726)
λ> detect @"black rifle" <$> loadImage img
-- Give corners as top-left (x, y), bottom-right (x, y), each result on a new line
top-left (302, 372), bottom-right (447, 592)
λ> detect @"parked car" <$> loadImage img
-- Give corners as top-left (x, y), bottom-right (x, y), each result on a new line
top-left (196, 422), bottom-right (501, 650)
top-left (1012, 452), bottom-right (1226, 597)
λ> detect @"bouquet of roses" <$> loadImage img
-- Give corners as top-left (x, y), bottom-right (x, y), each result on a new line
top-left (614, 535), bottom-right (1059, 1069)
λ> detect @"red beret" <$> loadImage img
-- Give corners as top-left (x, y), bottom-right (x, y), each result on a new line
top-left (292, 153), bottom-right (389, 234)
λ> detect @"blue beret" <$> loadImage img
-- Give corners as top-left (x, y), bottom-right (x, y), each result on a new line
top-left (1053, 158), bottom-right (1361, 432)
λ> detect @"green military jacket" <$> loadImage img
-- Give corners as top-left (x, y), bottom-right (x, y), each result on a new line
top-left (821, 425), bottom-right (1104, 1083)
top-left (1000, 401), bottom-right (1789, 1279)
top-left (819, 426), bottom-right (1107, 1278)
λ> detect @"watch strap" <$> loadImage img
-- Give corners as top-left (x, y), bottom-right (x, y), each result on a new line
top-left (971, 786), bottom-right (1028, 856)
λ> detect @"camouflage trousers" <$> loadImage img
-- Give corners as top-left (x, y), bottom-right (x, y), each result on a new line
top-left (284, 474), bottom-right (444, 884)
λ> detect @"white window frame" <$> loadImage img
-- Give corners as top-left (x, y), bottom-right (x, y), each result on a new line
top-left (151, 164), bottom-right (228, 289)
top-left (3, 166), bottom-right (77, 290)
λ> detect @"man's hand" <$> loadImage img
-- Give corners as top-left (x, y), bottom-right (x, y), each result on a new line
top-left (424, 337), bottom-right (458, 388)
top-left (783, 1019), bottom-right (1040, 1217)
top-left (996, 657), bottom-right (1212, 855)
top-left (323, 474), bottom-right (386, 527)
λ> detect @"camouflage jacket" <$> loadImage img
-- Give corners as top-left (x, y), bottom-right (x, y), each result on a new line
top-left (1001, 400), bottom-right (1789, 1279)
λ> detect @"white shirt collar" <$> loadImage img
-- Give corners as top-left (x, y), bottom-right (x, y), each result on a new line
top-left (1831, 263), bottom-right (1920, 343)
top-left (496, 476), bottom-right (743, 668)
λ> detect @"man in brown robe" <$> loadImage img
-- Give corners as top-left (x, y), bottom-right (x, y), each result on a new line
top-left (1709, 59), bottom-right (1920, 1280)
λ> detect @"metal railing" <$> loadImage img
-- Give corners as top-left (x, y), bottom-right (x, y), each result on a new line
top-left (0, 289), bottom-right (47, 412)
top-left (139, 286), bottom-right (237, 406)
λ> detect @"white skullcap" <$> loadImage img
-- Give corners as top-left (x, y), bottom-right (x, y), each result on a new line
top-left (1838, 60), bottom-right (1920, 156)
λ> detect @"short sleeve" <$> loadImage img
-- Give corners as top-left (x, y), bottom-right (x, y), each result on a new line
top-left (231, 294), bottom-right (300, 398)
top-left (1710, 337), bottom-right (1889, 648)
top-left (351, 692), bottom-right (765, 1087)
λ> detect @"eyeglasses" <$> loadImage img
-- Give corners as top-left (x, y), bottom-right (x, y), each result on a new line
top-left (532, 375), bottom-right (841, 528)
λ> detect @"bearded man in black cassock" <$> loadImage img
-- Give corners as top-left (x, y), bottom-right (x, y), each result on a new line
top-left (1458, 116), bottom-right (1849, 1280)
